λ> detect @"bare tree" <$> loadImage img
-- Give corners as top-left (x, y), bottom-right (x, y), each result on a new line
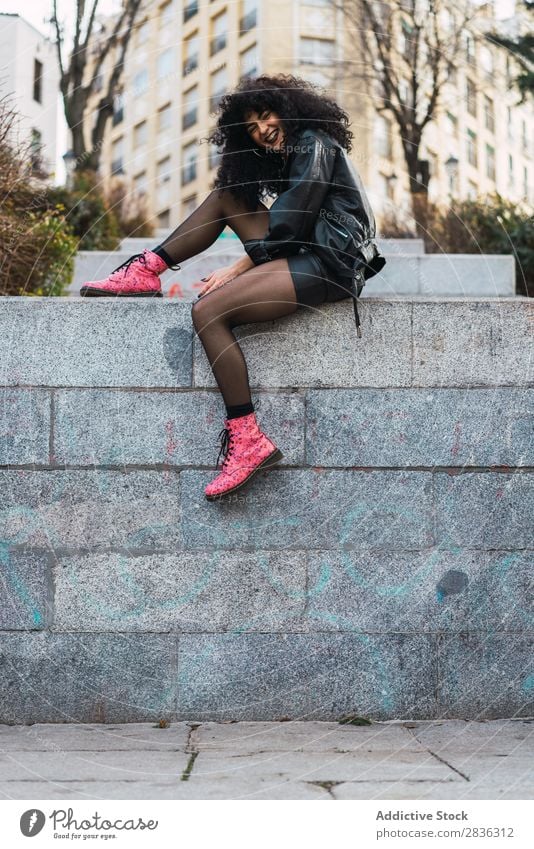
top-left (51, 0), bottom-right (143, 172)
top-left (332, 0), bottom-right (474, 223)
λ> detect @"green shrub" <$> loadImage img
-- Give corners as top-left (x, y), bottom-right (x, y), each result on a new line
top-left (0, 95), bottom-right (77, 296)
top-left (24, 207), bottom-right (77, 296)
top-left (380, 193), bottom-right (534, 297)
top-left (45, 170), bottom-right (122, 251)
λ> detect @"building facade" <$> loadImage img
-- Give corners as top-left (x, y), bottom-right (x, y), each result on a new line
top-left (85, 0), bottom-right (533, 233)
top-left (0, 12), bottom-right (59, 181)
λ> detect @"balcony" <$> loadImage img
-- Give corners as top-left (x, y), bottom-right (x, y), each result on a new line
top-left (181, 163), bottom-right (197, 185)
top-left (183, 1), bottom-right (198, 23)
top-left (239, 9), bottom-right (257, 35)
top-left (182, 108), bottom-right (198, 130)
top-left (183, 55), bottom-right (199, 75)
top-left (210, 34), bottom-right (227, 56)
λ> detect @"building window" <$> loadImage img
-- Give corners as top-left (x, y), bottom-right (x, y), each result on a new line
top-left (446, 111), bottom-right (458, 136)
top-left (30, 128), bottom-right (42, 171)
top-left (465, 32), bottom-right (475, 66)
top-left (507, 106), bottom-right (513, 140)
top-left (398, 78), bottom-right (411, 106)
top-left (134, 171), bottom-right (147, 195)
top-left (480, 45), bottom-right (494, 80)
top-left (210, 65), bottom-right (228, 112)
top-left (158, 103), bottom-right (172, 132)
top-left (240, 43), bottom-right (258, 79)
top-left (446, 62), bottom-right (457, 84)
top-left (182, 140), bottom-right (198, 185)
top-left (112, 91), bottom-right (124, 126)
top-left (182, 86), bottom-right (198, 129)
top-left (111, 136), bottom-right (124, 174)
top-left (467, 128), bottom-right (477, 168)
top-left (485, 144), bottom-right (495, 181)
top-left (523, 165), bottom-right (529, 199)
top-left (157, 156), bottom-right (172, 185)
top-left (210, 11), bottom-right (228, 55)
top-left (209, 142), bottom-right (221, 170)
top-left (399, 18), bottom-right (413, 62)
top-left (33, 59), bottom-right (43, 103)
top-left (133, 68), bottom-right (149, 96)
top-left (299, 37), bottom-right (335, 66)
top-left (239, 0), bottom-right (257, 34)
top-left (157, 48), bottom-right (174, 80)
top-left (183, 0), bottom-right (199, 23)
top-left (521, 119), bottom-right (528, 153)
top-left (158, 209), bottom-right (171, 229)
top-left (508, 153), bottom-right (514, 186)
top-left (159, 1), bottom-right (174, 27)
top-left (136, 19), bottom-right (150, 46)
top-left (466, 78), bottom-right (477, 117)
top-left (182, 195), bottom-right (197, 216)
top-left (183, 32), bottom-right (200, 74)
top-left (374, 115), bottom-right (393, 158)
top-left (133, 121), bottom-right (148, 148)
top-left (483, 96), bottom-right (494, 133)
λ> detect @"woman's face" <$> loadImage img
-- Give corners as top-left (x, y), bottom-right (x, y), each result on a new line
top-left (244, 108), bottom-right (286, 153)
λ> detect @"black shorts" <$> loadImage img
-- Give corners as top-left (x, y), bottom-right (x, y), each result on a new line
top-left (287, 250), bottom-right (352, 307)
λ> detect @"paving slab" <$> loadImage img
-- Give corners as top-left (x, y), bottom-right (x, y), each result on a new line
top-left (193, 720), bottom-right (423, 754)
top-left (0, 778), bottom-right (328, 800)
top-left (0, 719), bottom-right (530, 800)
top-left (0, 750), bottom-right (190, 782)
top-left (190, 749), bottom-right (458, 783)
top-left (0, 722), bottom-right (190, 752)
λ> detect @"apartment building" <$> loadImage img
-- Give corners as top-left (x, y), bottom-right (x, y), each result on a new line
top-left (86, 0), bottom-right (533, 232)
top-left (0, 12), bottom-right (59, 181)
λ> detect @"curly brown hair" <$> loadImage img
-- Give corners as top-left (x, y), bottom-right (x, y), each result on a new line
top-left (203, 74), bottom-right (354, 211)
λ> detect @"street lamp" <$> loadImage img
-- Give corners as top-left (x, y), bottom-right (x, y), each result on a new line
top-left (62, 149), bottom-right (76, 188)
top-left (445, 154), bottom-right (459, 197)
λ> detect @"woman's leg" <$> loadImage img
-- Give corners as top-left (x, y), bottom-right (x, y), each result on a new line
top-left (191, 258), bottom-right (298, 409)
top-left (154, 188), bottom-right (271, 265)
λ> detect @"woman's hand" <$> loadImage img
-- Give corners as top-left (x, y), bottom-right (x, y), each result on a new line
top-left (197, 265), bottom-right (238, 296)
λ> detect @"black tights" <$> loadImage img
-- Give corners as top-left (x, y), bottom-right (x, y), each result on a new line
top-left (155, 188), bottom-right (299, 410)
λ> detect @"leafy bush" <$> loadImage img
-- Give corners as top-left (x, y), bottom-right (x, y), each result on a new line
top-left (0, 95), bottom-right (77, 296)
top-left (105, 176), bottom-right (155, 239)
top-left (380, 194), bottom-right (534, 297)
top-left (44, 170), bottom-right (122, 251)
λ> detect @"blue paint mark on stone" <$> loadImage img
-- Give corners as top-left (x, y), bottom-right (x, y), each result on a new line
top-left (521, 674), bottom-right (534, 692)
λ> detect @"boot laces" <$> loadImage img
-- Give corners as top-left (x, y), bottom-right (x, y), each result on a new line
top-left (111, 250), bottom-right (181, 276)
top-left (216, 427), bottom-right (235, 469)
top-left (110, 252), bottom-right (146, 277)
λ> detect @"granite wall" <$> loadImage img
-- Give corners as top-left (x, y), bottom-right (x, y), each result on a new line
top-left (0, 296), bottom-right (532, 723)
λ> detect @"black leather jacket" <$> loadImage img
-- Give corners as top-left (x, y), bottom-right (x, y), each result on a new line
top-left (243, 127), bottom-right (386, 336)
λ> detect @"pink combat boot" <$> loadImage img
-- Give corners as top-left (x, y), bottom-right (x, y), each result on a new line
top-left (205, 412), bottom-right (283, 500)
top-left (80, 249), bottom-right (179, 297)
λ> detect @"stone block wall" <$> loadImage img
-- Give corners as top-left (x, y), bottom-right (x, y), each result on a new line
top-left (0, 297), bottom-right (532, 722)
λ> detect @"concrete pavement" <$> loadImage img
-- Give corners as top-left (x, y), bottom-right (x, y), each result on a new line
top-left (0, 719), bottom-right (532, 800)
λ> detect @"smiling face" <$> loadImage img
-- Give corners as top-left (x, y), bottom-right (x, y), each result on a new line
top-left (244, 108), bottom-right (286, 153)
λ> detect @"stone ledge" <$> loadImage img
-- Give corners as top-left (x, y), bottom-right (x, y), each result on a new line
top-left (1, 297), bottom-right (529, 388)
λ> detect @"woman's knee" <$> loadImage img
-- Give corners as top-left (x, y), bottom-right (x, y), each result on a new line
top-left (191, 292), bottom-right (224, 332)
